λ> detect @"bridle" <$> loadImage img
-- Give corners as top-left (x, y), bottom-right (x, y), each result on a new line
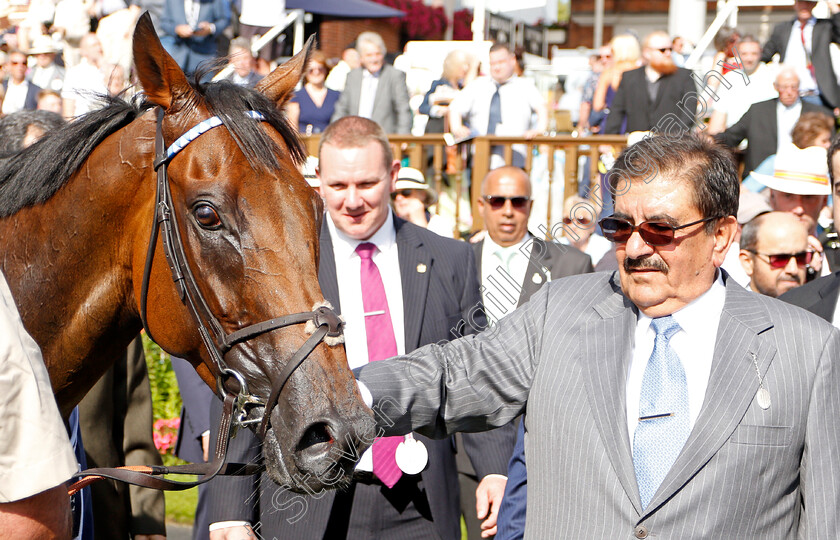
top-left (70, 107), bottom-right (344, 493)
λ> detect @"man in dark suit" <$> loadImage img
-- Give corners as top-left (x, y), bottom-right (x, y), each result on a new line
top-left (604, 30), bottom-right (697, 134)
top-left (331, 32), bottom-right (412, 134)
top-left (717, 68), bottom-right (832, 177)
top-left (470, 166), bottom-right (592, 539)
top-left (356, 133), bottom-right (840, 537)
top-left (204, 116), bottom-right (504, 539)
top-left (761, 0), bottom-right (840, 111)
top-left (2, 50), bottom-right (42, 114)
top-left (159, 0), bottom-right (230, 75)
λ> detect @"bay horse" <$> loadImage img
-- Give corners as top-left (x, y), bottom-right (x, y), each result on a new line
top-left (0, 14), bottom-right (372, 491)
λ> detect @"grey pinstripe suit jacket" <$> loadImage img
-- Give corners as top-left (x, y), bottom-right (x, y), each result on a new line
top-left (356, 271), bottom-right (840, 538)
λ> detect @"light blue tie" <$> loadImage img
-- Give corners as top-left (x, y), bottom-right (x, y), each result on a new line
top-left (633, 315), bottom-right (690, 510)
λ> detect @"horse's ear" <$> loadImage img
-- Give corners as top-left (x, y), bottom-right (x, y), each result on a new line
top-left (255, 35), bottom-right (315, 108)
top-left (132, 12), bottom-right (195, 110)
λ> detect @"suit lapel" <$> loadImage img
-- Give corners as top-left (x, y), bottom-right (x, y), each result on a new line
top-left (371, 67), bottom-right (387, 115)
top-left (472, 240), bottom-right (483, 279)
top-left (815, 274), bottom-right (840, 321)
top-left (579, 273), bottom-right (642, 513)
top-left (395, 218), bottom-right (431, 351)
top-left (645, 279), bottom-right (776, 514)
top-left (518, 238), bottom-right (549, 306)
top-left (317, 219), bottom-right (341, 311)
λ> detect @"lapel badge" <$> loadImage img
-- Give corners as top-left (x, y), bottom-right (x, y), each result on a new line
top-left (416, 263), bottom-right (427, 274)
top-left (531, 272), bottom-right (543, 284)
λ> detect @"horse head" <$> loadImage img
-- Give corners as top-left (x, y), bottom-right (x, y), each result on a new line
top-left (131, 14), bottom-right (374, 491)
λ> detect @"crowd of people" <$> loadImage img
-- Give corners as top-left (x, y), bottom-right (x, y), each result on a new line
top-left (2, 0), bottom-right (840, 538)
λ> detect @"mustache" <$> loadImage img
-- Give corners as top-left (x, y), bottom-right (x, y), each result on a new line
top-left (624, 256), bottom-right (669, 274)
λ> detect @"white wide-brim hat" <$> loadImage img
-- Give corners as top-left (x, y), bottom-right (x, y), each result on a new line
top-left (751, 143), bottom-right (831, 196)
top-left (394, 167), bottom-right (437, 205)
top-left (28, 35), bottom-right (59, 55)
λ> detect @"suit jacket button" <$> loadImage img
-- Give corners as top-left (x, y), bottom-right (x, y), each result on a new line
top-left (634, 525), bottom-right (649, 538)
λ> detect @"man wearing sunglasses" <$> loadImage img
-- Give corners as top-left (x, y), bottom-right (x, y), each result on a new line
top-left (604, 30), bottom-right (696, 134)
top-left (355, 133), bottom-right (840, 538)
top-left (739, 211), bottom-right (811, 297)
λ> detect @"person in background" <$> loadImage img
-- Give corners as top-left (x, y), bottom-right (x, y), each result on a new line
top-left (419, 49), bottom-right (473, 134)
top-left (332, 31), bottom-right (412, 134)
top-left (159, 0), bottom-right (230, 76)
top-left (739, 211), bottom-right (812, 297)
top-left (717, 67), bottom-right (832, 178)
top-left (325, 47), bottom-right (360, 92)
top-left (0, 109), bottom-right (64, 152)
top-left (449, 42), bottom-right (547, 169)
top-left (762, 0), bottom-right (840, 113)
top-left (604, 30), bottom-right (696, 134)
top-left (237, 0), bottom-right (285, 76)
top-left (26, 35), bottom-right (65, 92)
top-left (61, 33), bottom-right (110, 118)
top-left (558, 195), bottom-right (611, 267)
top-left (820, 134), bottom-right (840, 271)
top-left (591, 34), bottom-right (639, 133)
top-left (390, 166), bottom-right (454, 238)
top-left (287, 49), bottom-right (340, 134)
top-left (707, 36), bottom-right (777, 134)
top-left (219, 37), bottom-right (261, 88)
top-left (577, 45), bottom-right (611, 135)
top-left (2, 49), bottom-right (42, 115)
top-left (37, 88), bottom-right (63, 114)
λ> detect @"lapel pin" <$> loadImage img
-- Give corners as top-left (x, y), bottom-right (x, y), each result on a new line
top-left (749, 352), bottom-right (771, 410)
top-left (532, 272), bottom-right (543, 284)
top-left (416, 263), bottom-right (427, 274)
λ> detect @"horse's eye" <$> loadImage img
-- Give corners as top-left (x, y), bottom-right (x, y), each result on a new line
top-left (194, 204), bottom-right (222, 229)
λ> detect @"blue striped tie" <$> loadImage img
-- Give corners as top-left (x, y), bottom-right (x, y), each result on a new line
top-left (633, 315), bottom-right (689, 510)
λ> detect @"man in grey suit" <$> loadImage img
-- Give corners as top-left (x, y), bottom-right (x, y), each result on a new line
top-left (356, 133), bottom-right (840, 538)
top-left (331, 32), bottom-right (412, 134)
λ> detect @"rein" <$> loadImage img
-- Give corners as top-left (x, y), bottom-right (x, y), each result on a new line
top-left (69, 107), bottom-right (343, 493)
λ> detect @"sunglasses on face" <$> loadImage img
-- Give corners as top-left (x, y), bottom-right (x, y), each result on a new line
top-left (9, 60), bottom-right (25, 66)
top-left (748, 250), bottom-right (813, 269)
top-left (654, 47), bottom-right (672, 54)
top-left (598, 215), bottom-right (722, 246)
top-left (563, 216), bottom-right (592, 225)
top-left (483, 195), bottom-right (530, 210)
top-left (392, 189), bottom-right (420, 199)
top-left (307, 66), bottom-right (327, 74)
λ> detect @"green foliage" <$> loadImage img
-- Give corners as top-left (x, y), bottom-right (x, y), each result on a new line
top-left (143, 333), bottom-right (182, 423)
top-left (163, 475), bottom-right (200, 524)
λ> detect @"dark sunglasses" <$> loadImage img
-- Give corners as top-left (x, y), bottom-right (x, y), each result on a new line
top-left (9, 60), bottom-right (26, 66)
top-left (391, 189), bottom-right (419, 198)
top-left (563, 217), bottom-right (592, 225)
top-left (599, 215), bottom-right (722, 246)
top-left (308, 66), bottom-right (327, 73)
top-left (748, 250), bottom-right (813, 269)
top-left (483, 195), bottom-right (530, 210)
top-left (655, 47), bottom-right (672, 54)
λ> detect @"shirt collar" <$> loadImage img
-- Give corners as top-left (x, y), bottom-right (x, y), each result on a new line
top-left (326, 208), bottom-right (397, 260)
top-left (484, 232), bottom-right (532, 259)
top-left (363, 68), bottom-right (381, 79)
top-left (795, 17), bottom-right (816, 29)
top-left (637, 270), bottom-right (727, 337)
top-left (778, 98), bottom-right (802, 111)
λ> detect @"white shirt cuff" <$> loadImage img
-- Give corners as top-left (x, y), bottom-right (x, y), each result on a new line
top-left (482, 473), bottom-right (508, 480)
top-left (356, 379), bottom-right (373, 408)
top-left (209, 521), bottom-right (251, 532)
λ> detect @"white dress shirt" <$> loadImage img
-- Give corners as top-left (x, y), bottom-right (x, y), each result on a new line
top-left (480, 234), bottom-right (533, 324)
top-left (776, 99), bottom-right (802, 151)
top-left (784, 18), bottom-right (819, 94)
top-left (626, 272), bottom-right (726, 447)
top-left (2, 80), bottom-right (29, 115)
top-left (326, 210), bottom-right (405, 471)
top-left (832, 293), bottom-right (840, 329)
top-left (358, 69), bottom-right (380, 120)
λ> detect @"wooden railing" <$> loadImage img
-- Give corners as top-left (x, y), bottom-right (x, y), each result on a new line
top-left (301, 134), bottom-right (629, 232)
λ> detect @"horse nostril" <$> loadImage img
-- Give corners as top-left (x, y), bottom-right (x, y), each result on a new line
top-left (297, 422), bottom-right (334, 452)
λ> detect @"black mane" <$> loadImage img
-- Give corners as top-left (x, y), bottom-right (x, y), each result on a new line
top-left (0, 81), bottom-right (305, 218)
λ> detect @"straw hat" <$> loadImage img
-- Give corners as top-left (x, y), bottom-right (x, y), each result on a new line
top-left (28, 35), bottom-right (59, 55)
top-left (394, 167), bottom-right (437, 205)
top-left (751, 144), bottom-right (831, 196)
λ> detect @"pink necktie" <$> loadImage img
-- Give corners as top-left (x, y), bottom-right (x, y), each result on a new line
top-left (356, 242), bottom-right (402, 488)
